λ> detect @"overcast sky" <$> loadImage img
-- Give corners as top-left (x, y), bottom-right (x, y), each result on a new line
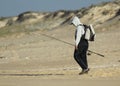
top-left (0, 0), bottom-right (112, 17)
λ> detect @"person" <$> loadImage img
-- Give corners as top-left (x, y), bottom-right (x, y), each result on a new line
top-left (71, 16), bottom-right (89, 75)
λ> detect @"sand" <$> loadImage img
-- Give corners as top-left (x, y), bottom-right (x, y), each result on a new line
top-left (0, 25), bottom-right (120, 86)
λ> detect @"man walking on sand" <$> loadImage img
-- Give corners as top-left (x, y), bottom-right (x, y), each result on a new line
top-left (71, 16), bottom-right (89, 75)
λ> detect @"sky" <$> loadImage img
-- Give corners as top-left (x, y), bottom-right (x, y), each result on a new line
top-left (0, 0), bottom-right (112, 17)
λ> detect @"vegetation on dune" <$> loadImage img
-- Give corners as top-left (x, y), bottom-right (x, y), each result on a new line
top-left (0, 0), bottom-right (119, 37)
top-left (0, 24), bottom-right (39, 37)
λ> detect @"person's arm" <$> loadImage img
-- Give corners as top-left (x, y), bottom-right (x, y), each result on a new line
top-left (75, 27), bottom-right (82, 50)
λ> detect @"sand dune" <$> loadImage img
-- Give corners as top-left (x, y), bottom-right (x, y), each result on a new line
top-left (0, 1), bottom-right (120, 86)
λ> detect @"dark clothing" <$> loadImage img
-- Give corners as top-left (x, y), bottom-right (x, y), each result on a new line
top-left (74, 38), bottom-right (89, 70)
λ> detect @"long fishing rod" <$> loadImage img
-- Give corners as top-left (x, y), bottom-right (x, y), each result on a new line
top-left (40, 33), bottom-right (104, 57)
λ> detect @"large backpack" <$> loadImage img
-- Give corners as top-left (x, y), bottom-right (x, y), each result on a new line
top-left (82, 24), bottom-right (96, 41)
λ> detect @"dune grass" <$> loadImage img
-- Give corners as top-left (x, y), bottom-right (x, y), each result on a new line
top-left (0, 24), bottom-right (39, 37)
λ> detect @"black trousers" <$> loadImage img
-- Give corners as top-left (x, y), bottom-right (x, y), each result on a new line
top-left (74, 39), bottom-right (89, 70)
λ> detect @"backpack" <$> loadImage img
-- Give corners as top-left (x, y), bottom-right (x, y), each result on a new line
top-left (82, 24), bottom-right (96, 41)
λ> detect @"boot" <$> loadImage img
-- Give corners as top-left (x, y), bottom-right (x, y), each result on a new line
top-left (79, 68), bottom-right (90, 75)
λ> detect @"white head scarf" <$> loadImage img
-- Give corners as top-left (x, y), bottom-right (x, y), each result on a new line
top-left (71, 16), bottom-right (82, 27)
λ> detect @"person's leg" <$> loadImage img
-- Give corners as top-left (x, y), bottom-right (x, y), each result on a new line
top-left (79, 50), bottom-right (89, 75)
top-left (74, 49), bottom-right (87, 70)
top-left (80, 46), bottom-right (88, 70)
top-left (74, 50), bottom-right (83, 67)
top-left (78, 40), bottom-right (89, 75)
top-left (83, 40), bottom-right (89, 70)
top-left (78, 49), bottom-right (88, 70)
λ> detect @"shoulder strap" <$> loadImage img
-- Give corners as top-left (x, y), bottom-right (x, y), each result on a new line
top-left (78, 24), bottom-right (89, 28)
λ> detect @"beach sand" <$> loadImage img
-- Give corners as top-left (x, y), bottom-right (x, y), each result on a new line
top-left (0, 25), bottom-right (120, 86)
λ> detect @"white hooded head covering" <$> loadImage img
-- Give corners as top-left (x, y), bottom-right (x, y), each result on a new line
top-left (71, 16), bottom-right (82, 27)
